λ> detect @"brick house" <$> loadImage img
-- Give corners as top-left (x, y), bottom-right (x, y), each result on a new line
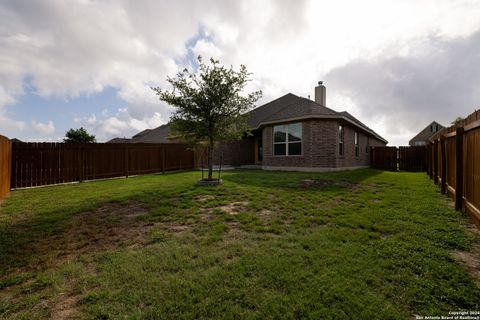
top-left (110, 82), bottom-right (387, 171)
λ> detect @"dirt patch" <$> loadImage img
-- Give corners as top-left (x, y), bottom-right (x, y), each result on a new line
top-left (27, 201), bottom-right (189, 265)
top-left (195, 195), bottom-right (215, 202)
top-left (259, 209), bottom-right (273, 217)
top-left (165, 223), bottom-right (190, 233)
top-left (299, 179), bottom-right (357, 189)
top-left (451, 244), bottom-right (480, 283)
top-left (217, 202), bottom-right (249, 215)
top-left (51, 292), bottom-right (79, 320)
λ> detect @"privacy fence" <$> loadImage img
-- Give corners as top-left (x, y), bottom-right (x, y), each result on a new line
top-left (427, 110), bottom-right (480, 227)
top-left (0, 135), bottom-right (11, 201)
top-left (370, 146), bottom-right (427, 172)
top-left (9, 142), bottom-right (196, 189)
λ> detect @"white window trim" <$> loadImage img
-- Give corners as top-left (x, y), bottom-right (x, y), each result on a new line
top-left (354, 132), bottom-right (359, 157)
top-left (273, 123), bottom-right (303, 156)
top-left (339, 125), bottom-right (344, 156)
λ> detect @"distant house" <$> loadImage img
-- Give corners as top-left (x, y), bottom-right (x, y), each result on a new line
top-left (110, 82), bottom-right (387, 171)
top-left (107, 137), bottom-right (131, 143)
top-left (409, 121), bottom-right (445, 146)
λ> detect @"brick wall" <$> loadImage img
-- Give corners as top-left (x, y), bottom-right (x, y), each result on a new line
top-left (335, 124), bottom-right (386, 167)
top-left (262, 120), bottom-right (337, 168)
top-left (262, 119), bottom-right (386, 169)
top-left (211, 138), bottom-right (255, 166)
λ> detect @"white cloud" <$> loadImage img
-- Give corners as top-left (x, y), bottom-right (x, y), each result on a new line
top-left (80, 109), bottom-right (166, 141)
top-left (31, 120), bottom-right (55, 135)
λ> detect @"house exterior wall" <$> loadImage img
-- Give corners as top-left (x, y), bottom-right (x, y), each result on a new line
top-left (335, 125), bottom-right (385, 168)
top-left (262, 120), bottom-right (337, 168)
top-left (211, 138), bottom-right (255, 166)
top-left (261, 119), bottom-right (386, 170)
top-left (201, 119), bottom-right (386, 170)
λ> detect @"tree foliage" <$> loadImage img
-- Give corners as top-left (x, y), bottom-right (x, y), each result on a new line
top-left (451, 117), bottom-right (465, 126)
top-left (152, 56), bottom-right (261, 180)
top-left (64, 127), bottom-right (96, 143)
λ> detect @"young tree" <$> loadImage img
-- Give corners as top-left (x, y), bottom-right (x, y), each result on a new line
top-left (152, 56), bottom-right (262, 181)
top-left (64, 127), bottom-right (96, 143)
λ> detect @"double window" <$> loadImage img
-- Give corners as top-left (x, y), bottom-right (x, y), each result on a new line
top-left (273, 123), bottom-right (302, 156)
top-left (339, 125), bottom-right (344, 156)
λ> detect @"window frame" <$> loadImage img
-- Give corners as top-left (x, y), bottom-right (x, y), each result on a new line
top-left (339, 125), bottom-right (344, 156)
top-left (273, 122), bottom-right (302, 156)
top-left (354, 132), bottom-right (359, 157)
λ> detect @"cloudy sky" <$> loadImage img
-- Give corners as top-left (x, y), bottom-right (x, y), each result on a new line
top-left (1, 0), bottom-right (480, 145)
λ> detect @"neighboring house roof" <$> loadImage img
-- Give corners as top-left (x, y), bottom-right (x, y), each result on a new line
top-left (409, 121), bottom-right (445, 145)
top-left (107, 137), bottom-right (132, 143)
top-left (120, 93), bottom-right (388, 144)
top-left (10, 138), bottom-right (23, 143)
top-left (131, 124), bottom-right (173, 143)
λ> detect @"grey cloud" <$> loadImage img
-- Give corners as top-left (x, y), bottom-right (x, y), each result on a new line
top-left (325, 31), bottom-right (480, 144)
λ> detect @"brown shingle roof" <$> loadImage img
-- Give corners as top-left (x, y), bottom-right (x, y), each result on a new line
top-left (123, 93), bottom-right (388, 144)
top-left (247, 93), bottom-right (337, 128)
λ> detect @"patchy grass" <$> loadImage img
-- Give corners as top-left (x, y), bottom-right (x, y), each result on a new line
top-left (0, 169), bottom-right (479, 319)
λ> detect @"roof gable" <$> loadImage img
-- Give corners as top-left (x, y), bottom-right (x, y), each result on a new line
top-left (409, 121), bottom-right (445, 144)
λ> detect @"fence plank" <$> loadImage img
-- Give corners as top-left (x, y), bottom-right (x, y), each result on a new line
top-left (455, 127), bottom-right (464, 211)
top-left (9, 142), bottom-right (196, 188)
top-left (440, 136), bottom-right (447, 194)
top-left (0, 135), bottom-right (11, 200)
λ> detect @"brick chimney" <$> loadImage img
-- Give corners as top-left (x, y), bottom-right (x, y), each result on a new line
top-left (315, 81), bottom-right (326, 106)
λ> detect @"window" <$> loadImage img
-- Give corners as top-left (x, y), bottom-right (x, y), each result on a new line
top-left (273, 123), bottom-right (302, 156)
top-left (355, 132), bottom-right (359, 157)
top-left (339, 125), bottom-right (344, 156)
top-left (366, 137), bottom-right (370, 154)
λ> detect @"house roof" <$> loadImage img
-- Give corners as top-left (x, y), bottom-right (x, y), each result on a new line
top-left (131, 124), bottom-right (172, 143)
top-left (408, 121), bottom-right (445, 145)
top-left (117, 92), bottom-right (387, 144)
top-left (247, 93), bottom-right (387, 143)
top-left (106, 137), bottom-right (131, 143)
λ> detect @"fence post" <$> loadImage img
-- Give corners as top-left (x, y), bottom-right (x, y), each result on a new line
top-left (433, 140), bottom-right (439, 184)
top-left (440, 136), bottom-right (447, 194)
top-left (455, 127), bottom-right (464, 211)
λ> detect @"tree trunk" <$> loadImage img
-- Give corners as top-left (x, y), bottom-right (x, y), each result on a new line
top-left (208, 138), bottom-right (214, 180)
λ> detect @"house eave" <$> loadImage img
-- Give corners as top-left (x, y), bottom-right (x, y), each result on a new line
top-left (252, 115), bottom-right (388, 144)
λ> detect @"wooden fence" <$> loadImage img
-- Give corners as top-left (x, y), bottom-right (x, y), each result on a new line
top-left (11, 142), bottom-right (196, 189)
top-left (0, 135), bottom-right (12, 201)
top-left (371, 146), bottom-right (426, 171)
top-left (427, 110), bottom-right (480, 227)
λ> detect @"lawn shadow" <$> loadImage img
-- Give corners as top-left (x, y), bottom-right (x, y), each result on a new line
top-left (222, 168), bottom-right (383, 189)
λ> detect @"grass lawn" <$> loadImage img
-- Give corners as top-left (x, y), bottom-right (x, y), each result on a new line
top-left (1, 169), bottom-right (479, 319)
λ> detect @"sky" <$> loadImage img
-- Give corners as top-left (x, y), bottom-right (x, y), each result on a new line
top-left (1, 0), bottom-right (480, 145)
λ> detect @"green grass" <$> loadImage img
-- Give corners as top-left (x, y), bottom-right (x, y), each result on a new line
top-left (0, 169), bottom-right (479, 319)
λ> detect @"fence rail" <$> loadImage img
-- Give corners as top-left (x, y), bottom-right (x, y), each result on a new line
top-left (10, 142), bottom-right (196, 189)
top-left (427, 110), bottom-right (480, 227)
top-left (0, 135), bottom-right (12, 201)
